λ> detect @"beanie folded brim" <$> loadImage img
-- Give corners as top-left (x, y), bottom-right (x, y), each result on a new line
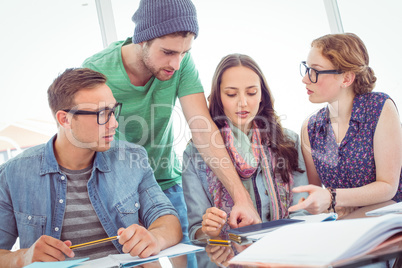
top-left (133, 16), bottom-right (198, 44)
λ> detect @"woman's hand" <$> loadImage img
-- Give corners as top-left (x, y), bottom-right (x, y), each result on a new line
top-left (288, 185), bottom-right (332, 214)
top-left (201, 207), bottom-right (227, 237)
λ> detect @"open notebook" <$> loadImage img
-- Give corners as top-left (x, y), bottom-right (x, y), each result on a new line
top-left (229, 214), bottom-right (402, 267)
top-left (24, 243), bottom-right (203, 268)
top-left (81, 243), bottom-right (203, 267)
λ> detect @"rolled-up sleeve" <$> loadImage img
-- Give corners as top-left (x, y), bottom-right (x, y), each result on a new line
top-left (182, 143), bottom-right (213, 240)
top-left (287, 130), bottom-right (310, 217)
top-left (137, 149), bottom-right (179, 228)
top-left (0, 165), bottom-right (18, 249)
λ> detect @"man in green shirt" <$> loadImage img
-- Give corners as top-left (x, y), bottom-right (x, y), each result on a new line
top-left (83, 0), bottom-right (260, 241)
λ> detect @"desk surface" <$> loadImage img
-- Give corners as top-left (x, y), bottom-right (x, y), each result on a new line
top-left (126, 201), bottom-right (402, 268)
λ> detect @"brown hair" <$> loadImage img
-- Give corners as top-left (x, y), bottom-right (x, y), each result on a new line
top-left (312, 33), bottom-right (377, 94)
top-left (209, 54), bottom-right (304, 182)
top-left (47, 68), bottom-right (107, 118)
top-left (146, 31), bottom-right (194, 46)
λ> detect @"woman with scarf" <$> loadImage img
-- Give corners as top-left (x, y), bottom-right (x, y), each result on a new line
top-left (182, 54), bottom-right (309, 240)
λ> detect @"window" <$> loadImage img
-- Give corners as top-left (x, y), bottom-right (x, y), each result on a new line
top-left (338, 0), bottom-right (402, 110)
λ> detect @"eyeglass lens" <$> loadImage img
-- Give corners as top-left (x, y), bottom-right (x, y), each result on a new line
top-left (98, 104), bottom-right (122, 125)
top-left (300, 63), bottom-right (317, 83)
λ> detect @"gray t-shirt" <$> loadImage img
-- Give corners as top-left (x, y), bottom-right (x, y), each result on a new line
top-left (60, 165), bottom-right (119, 260)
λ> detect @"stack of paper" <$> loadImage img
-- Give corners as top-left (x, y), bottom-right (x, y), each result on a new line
top-left (229, 214), bottom-right (402, 267)
top-left (366, 202), bottom-right (402, 216)
top-left (292, 212), bottom-right (338, 223)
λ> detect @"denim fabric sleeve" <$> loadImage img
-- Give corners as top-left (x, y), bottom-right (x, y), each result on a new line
top-left (182, 142), bottom-right (213, 241)
top-left (0, 164), bottom-right (18, 249)
top-left (135, 147), bottom-right (179, 228)
top-left (286, 129), bottom-right (311, 217)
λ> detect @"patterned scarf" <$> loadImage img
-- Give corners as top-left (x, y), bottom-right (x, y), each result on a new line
top-left (206, 121), bottom-right (293, 234)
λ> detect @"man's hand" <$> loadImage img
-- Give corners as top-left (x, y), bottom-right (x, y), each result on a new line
top-left (228, 202), bottom-right (261, 229)
top-left (288, 185), bottom-right (332, 215)
top-left (18, 235), bottom-right (74, 267)
top-left (201, 207), bottom-right (227, 237)
top-left (118, 225), bottom-right (161, 258)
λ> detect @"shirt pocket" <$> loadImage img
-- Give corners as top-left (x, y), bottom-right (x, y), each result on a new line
top-left (115, 193), bottom-right (140, 227)
top-left (14, 211), bottom-right (46, 248)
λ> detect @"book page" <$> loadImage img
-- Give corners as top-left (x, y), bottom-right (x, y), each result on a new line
top-left (230, 214), bottom-right (402, 266)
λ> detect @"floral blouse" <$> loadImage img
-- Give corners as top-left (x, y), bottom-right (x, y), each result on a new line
top-left (308, 92), bottom-right (402, 202)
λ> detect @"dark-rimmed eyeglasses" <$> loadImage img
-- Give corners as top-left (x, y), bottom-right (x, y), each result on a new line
top-left (300, 61), bottom-right (343, 83)
top-left (63, 102), bottom-right (122, 125)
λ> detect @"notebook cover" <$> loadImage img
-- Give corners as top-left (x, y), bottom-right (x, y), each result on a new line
top-left (228, 218), bottom-right (304, 237)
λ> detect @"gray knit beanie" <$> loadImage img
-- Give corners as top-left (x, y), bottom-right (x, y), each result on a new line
top-left (132, 0), bottom-right (199, 44)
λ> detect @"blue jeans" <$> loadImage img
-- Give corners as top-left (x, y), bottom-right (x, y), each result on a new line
top-left (163, 183), bottom-right (190, 243)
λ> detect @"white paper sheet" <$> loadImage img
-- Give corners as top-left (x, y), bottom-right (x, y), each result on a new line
top-left (80, 243), bottom-right (203, 268)
top-left (291, 212), bottom-right (338, 223)
top-left (366, 202), bottom-right (402, 216)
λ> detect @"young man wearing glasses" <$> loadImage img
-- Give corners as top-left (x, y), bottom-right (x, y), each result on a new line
top-left (82, 0), bottom-right (261, 241)
top-left (0, 68), bottom-right (182, 267)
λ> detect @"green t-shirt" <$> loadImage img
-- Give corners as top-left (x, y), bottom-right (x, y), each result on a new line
top-left (82, 38), bottom-right (204, 190)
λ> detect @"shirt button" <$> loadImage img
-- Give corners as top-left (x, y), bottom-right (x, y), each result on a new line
top-left (28, 216), bottom-right (32, 220)
top-left (135, 203), bottom-right (139, 208)
top-left (55, 227), bottom-right (59, 232)
top-left (59, 199), bottom-right (64, 204)
top-left (61, 176), bottom-right (65, 180)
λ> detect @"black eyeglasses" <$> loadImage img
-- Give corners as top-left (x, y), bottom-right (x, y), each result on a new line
top-left (300, 61), bottom-right (343, 83)
top-left (63, 102), bottom-right (122, 125)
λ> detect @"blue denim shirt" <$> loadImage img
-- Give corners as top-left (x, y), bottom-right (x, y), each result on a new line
top-left (0, 136), bottom-right (178, 252)
top-left (182, 129), bottom-right (309, 240)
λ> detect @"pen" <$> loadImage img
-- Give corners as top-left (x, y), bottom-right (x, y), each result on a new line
top-left (207, 239), bottom-right (231, 246)
top-left (69, 236), bottom-right (120, 250)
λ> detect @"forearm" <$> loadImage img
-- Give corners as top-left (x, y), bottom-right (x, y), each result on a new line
top-left (181, 93), bottom-right (251, 204)
top-left (0, 249), bottom-right (25, 268)
top-left (182, 148), bottom-right (213, 240)
top-left (336, 180), bottom-right (397, 207)
top-left (148, 215), bottom-right (182, 250)
top-left (191, 123), bottom-right (251, 204)
top-left (181, 93), bottom-right (260, 225)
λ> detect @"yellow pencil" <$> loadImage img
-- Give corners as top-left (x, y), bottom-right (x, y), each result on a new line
top-left (208, 239), bottom-right (231, 246)
top-left (69, 236), bottom-right (120, 250)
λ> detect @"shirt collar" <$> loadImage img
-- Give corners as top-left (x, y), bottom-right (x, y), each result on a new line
top-left (349, 94), bottom-right (366, 123)
top-left (40, 135), bottom-right (111, 175)
top-left (316, 94), bottom-right (366, 132)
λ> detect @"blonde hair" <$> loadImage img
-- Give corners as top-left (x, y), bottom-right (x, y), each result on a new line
top-left (312, 33), bottom-right (376, 94)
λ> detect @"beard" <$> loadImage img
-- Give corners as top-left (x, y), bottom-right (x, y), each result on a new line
top-left (142, 46), bottom-right (175, 81)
